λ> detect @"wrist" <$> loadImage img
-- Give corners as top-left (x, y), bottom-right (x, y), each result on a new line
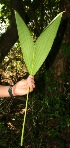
top-left (8, 86), bottom-right (14, 97)
top-left (12, 85), bottom-right (17, 96)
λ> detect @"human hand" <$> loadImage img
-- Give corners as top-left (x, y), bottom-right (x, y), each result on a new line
top-left (12, 75), bottom-right (35, 96)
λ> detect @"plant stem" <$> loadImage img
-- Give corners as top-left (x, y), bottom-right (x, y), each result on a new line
top-left (20, 89), bottom-right (29, 146)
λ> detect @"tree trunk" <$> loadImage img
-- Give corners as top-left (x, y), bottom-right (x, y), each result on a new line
top-left (45, 0), bottom-right (70, 94)
top-left (52, 0), bottom-right (70, 91)
top-left (0, 0), bottom-right (28, 63)
top-left (0, 16), bottom-right (18, 63)
top-left (60, 0), bottom-right (70, 43)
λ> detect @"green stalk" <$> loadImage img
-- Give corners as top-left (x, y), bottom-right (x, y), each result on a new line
top-left (20, 89), bottom-right (29, 146)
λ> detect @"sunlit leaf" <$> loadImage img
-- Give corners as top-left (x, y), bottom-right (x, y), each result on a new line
top-left (15, 11), bottom-right (35, 74)
top-left (32, 12), bottom-right (63, 75)
top-left (15, 11), bottom-right (63, 75)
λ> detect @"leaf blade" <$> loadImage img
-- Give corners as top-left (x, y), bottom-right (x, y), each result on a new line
top-left (15, 11), bottom-right (34, 74)
top-left (32, 12), bottom-right (63, 75)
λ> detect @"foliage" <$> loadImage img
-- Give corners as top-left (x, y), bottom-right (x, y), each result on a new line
top-left (0, 0), bottom-right (11, 21)
top-left (15, 11), bottom-right (63, 75)
top-left (61, 43), bottom-right (70, 58)
top-left (0, 46), bottom-right (27, 85)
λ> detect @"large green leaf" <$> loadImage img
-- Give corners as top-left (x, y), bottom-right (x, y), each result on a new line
top-left (32, 12), bottom-right (63, 75)
top-left (15, 11), bottom-right (63, 75)
top-left (15, 11), bottom-right (35, 74)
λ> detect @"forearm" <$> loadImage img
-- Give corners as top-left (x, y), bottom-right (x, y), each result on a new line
top-left (0, 76), bottom-right (35, 98)
top-left (0, 85), bottom-right (10, 98)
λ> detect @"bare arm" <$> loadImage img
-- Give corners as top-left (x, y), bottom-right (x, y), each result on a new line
top-left (0, 85), bottom-right (10, 98)
top-left (0, 75), bottom-right (35, 98)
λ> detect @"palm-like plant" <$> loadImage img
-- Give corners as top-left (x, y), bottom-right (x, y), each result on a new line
top-left (15, 11), bottom-right (63, 146)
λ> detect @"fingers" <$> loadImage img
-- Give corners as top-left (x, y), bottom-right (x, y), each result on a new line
top-left (27, 75), bottom-right (35, 92)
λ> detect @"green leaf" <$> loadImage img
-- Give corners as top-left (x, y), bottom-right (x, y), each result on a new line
top-left (15, 11), bottom-right (63, 75)
top-left (32, 12), bottom-right (63, 75)
top-left (15, 11), bottom-right (35, 74)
